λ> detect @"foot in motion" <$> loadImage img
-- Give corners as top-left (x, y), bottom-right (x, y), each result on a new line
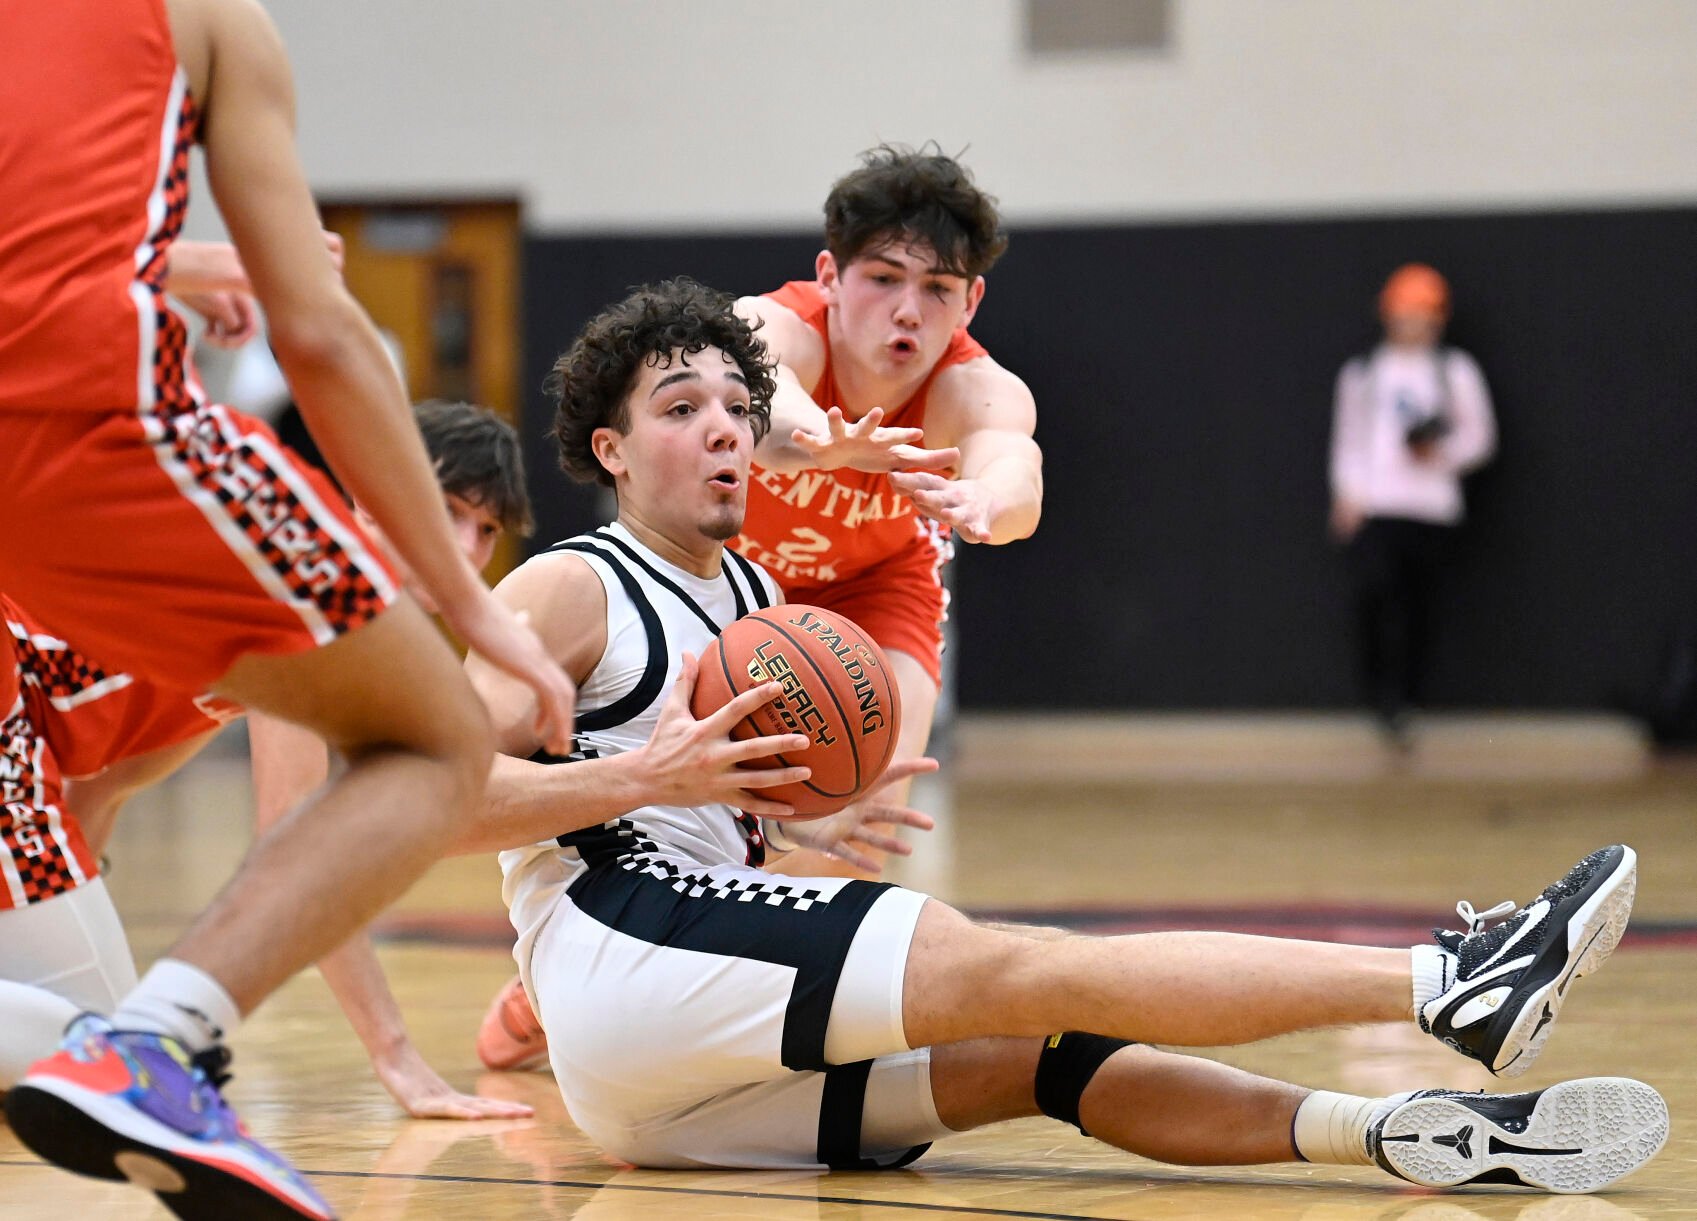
top-left (1370, 1077), bottom-right (1668, 1193)
top-left (1421, 844), bottom-right (1637, 1076)
top-left (476, 975), bottom-right (549, 1072)
top-left (3, 1015), bottom-right (335, 1220)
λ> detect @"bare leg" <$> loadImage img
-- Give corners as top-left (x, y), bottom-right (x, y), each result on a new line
top-left (930, 1038), bottom-right (1306, 1165)
top-left (170, 599), bottom-right (491, 1013)
top-left (903, 901), bottom-right (1410, 1050)
top-left (772, 648), bottom-right (937, 880)
top-left (68, 730), bottom-right (219, 858)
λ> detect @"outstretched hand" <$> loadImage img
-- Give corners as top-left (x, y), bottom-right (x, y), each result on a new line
top-left (888, 471), bottom-right (994, 543)
top-left (775, 757), bottom-right (939, 874)
top-left (636, 654), bottom-right (813, 816)
top-left (792, 406), bottom-right (959, 474)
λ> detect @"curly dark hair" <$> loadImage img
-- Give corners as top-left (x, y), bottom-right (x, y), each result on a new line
top-left (547, 278), bottom-right (776, 488)
top-left (413, 399), bottom-right (533, 536)
top-left (824, 143), bottom-right (1008, 280)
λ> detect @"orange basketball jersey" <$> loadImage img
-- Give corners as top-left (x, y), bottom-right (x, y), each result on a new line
top-left (733, 280), bottom-right (988, 589)
top-left (0, 0), bottom-right (200, 413)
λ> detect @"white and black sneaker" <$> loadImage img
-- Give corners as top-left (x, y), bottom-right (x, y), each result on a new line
top-left (1369, 1078), bottom-right (1667, 1193)
top-left (1420, 844), bottom-right (1637, 1077)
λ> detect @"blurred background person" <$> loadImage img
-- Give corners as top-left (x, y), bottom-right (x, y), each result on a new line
top-left (1329, 263), bottom-right (1497, 738)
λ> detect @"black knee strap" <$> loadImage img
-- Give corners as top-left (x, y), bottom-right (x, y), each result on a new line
top-left (1034, 1032), bottom-right (1133, 1137)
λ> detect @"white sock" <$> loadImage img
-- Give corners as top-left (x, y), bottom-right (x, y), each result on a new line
top-left (1410, 943), bottom-right (1453, 1020)
top-left (111, 958), bottom-right (241, 1054)
top-left (1292, 1090), bottom-right (1415, 1165)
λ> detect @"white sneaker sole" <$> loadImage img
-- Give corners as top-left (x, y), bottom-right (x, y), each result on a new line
top-left (1379, 1077), bottom-right (1668, 1193)
top-left (1492, 846), bottom-right (1637, 1077)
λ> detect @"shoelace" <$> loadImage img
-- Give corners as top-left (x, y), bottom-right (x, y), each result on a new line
top-left (190, 1044), bottom-right (234, 1089)
top-left (1453, 899), bottom-right (1517, 935)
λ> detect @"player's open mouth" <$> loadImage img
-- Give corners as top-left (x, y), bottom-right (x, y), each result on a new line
top-left (890, 337), bottom-right (918, 357)
top-left (708, 470), bottom-right (741, 490)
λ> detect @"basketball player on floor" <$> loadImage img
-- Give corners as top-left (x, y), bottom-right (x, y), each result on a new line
top-left (0, 0), bottom-right (572, 1216)
top-left (476, 278), bottom-right (1664, 1194)
top-left (477, 144), bottom-right (1039, 1069)
top-left (1, 398), bottom-right (542, 1121)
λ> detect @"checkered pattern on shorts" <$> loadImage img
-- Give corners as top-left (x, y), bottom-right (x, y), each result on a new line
top-left (148, 404), bottom-right (392, 629)
top-left (0, 692), bottom-right (90, 909)
top-left (5, 613), bottom-right (129, 711)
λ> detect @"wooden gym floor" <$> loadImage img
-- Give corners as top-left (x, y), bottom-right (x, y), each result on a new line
top-left (3, 713), bottom-right (1693, 1219)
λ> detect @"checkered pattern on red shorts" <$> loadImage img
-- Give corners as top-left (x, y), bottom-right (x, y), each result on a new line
top-left (150, 404), bottom-right (393, 632)
top-left (0, 687), bottom-right (90, 910)
top-left (5, 613), bottom-right (123, 710)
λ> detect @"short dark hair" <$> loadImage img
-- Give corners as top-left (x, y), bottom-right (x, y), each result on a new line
top-left (824, 144), bottom-right (1008, 280)
top-left (413, 399), bottom-right (534, 536)
top-left (546, 278), bottom-right (776, 488)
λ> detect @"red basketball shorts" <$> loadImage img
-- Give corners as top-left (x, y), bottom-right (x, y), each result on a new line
top-left (780, 532), bottom-right (951, 689)
top-left (3, 597), bottom-right (237, 910)
top-left (0, 401), bottom-right (399, 695)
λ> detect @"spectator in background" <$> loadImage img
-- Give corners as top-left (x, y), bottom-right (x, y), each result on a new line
top-left (1329, 264), bottom-right (1497, 738)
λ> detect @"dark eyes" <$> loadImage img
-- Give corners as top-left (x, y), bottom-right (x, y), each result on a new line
top-left (671, 400), bottom-right (751, 417)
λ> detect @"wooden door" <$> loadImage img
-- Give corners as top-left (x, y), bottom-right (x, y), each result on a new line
top-left (318, 199), bottom-right (524, 580)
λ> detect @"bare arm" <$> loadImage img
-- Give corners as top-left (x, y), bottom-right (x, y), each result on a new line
top-left (889, 357), bottom-right (1042, 545)
top-left (248, 712), bottom-right (530, 1119)
top-left (737, 296), bottom-right (957, 477)
top-left (196, 0), bottom-right (572, 750)
top-left (460, 555), bottom-right (811, 854)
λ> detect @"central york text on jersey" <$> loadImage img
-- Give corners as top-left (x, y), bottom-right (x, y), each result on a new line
top-left (733, 467), bottom-right (917, 583)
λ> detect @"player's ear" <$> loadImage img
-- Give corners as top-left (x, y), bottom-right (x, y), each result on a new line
top-left (815, 250), bottom-right (840, 304)
top-left (960, 275), bottom-right (986, 328)
top-left (591, 427), bottom-right (627, 480)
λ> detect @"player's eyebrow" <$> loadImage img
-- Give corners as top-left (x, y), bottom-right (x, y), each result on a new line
top-left (650, 368), bottom-right (749, 397)
top-left (867, 251), bottom-right (960, 279)
top-left (648, 370), bottom-right (700, 398)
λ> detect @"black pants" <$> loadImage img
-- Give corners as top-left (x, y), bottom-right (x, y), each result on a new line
top-left (1345, 517), bottom-right (1458, 721)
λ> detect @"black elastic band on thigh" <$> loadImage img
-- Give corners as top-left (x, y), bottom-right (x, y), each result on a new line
top-left (1035, 1032), bottom-right (1134, 1137)
top-left (816, 1060), bottom-right (932, 1170)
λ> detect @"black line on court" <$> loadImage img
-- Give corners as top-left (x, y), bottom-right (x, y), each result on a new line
top-left (0, 1160), bottom-right (1111, 1220)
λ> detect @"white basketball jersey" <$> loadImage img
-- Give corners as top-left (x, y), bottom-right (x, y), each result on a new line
top-left (500, 522), bottom-right (782, 972)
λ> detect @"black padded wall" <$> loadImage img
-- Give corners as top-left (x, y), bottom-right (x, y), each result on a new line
top-left (521, 207), bottom-right (1697, 710)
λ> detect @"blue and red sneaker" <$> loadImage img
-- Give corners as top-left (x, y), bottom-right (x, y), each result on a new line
top-left (3, 1014), bottom-right (335, 1220)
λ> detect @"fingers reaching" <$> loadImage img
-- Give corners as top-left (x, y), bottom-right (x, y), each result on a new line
top-left (875, 756), bottom-right (941, 786)
top-left (702, 678), bottom-right (782, 734)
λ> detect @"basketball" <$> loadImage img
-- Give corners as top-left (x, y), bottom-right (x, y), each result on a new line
top-left (692, 604), bottom-right (901, 816)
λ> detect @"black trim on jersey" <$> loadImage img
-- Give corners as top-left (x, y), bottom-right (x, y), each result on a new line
top-left (723, 558), bottom-right (749, 619)
top-left (591, 528), bottom-right (724, 638)
top-left (566, 863), bottom-right (893, 1072)
top-left (724, 549), bottom-right (772, 611)
top-left (554, 816), bottom-right (665, 867)
top-left (817, 1060), bottom-right (933, 1170)
top-left (541, 539), bottom-right (669, 738)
